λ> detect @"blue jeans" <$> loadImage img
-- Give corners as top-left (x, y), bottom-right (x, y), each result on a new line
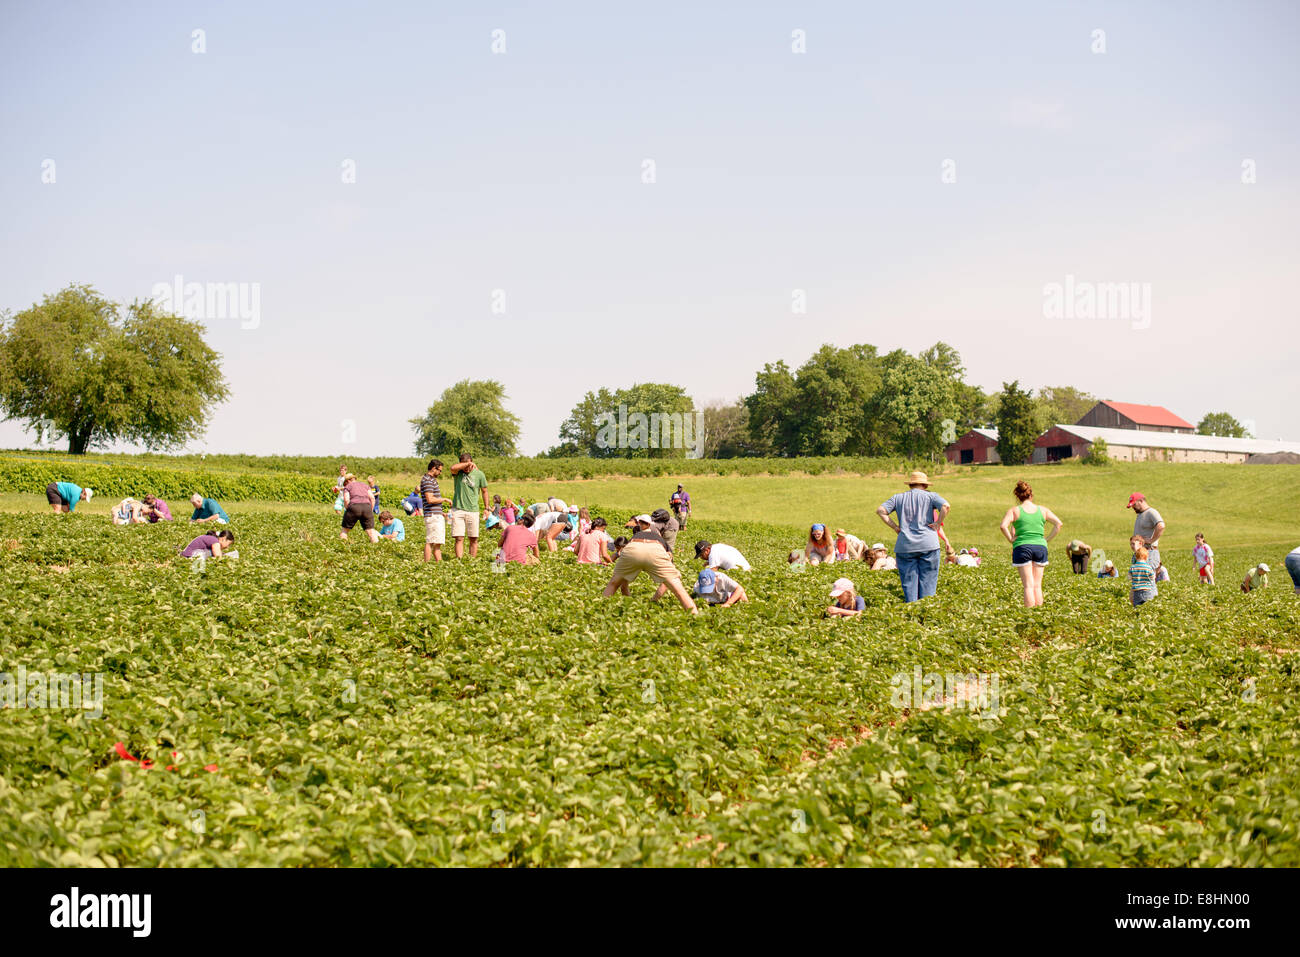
top-left (896, 550), bottom-right (940, 602)
top-left (1286, 551), bottom-right (1300, 588)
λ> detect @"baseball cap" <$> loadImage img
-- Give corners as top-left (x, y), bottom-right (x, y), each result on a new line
top-left (1259, 563), bottom-right (1271, 573)
top-left (83, 488), bottom-right (94, 501)
top-left (1103, 559), bottom-right (1114, 568)
top-left (969, 546), bottom-right (980, 556)
top-left (696, 568), bottom-right (716, 594)
top-left (829, 577), bottom-right (855, 598)
top-left (693, 540), bottom-right (711, 557)
top-left (634, 513), bottom-right (652, 524)
top-left (567, 505), bottom-right (579, 513)
top-left (1127, 493), bottom-right (1145, 507)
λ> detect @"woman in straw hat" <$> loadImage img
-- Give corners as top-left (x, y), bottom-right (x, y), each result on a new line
top-left (875, 470), bottom-right (950, 602)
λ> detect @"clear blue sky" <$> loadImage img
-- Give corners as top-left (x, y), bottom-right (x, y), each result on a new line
top-left (2, 0), bottom-right (1297, 454)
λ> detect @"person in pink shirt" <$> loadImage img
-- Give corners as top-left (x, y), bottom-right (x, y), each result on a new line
top-left (574, 517), bottom-right (613, 564)
top-left (497, 512), bottom-right (539, 564)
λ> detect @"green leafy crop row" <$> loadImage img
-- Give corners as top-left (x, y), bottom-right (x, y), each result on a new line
top-left (1, 507), bottom-right (1296, 866)
top-left (0, 459), bottom-right (332, 504)
top-left (2, 449), bottom-right (945, 483)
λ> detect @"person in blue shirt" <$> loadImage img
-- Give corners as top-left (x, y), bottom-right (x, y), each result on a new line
top-left (46, 482), bottom-right (94, 513)
top-left (367, 475), bottom-right (381, 515)
top-left (378, 511), bottom-right (405, 542)
top-left (875, 470), bottom-right (951, 603)
top-left (400, 488), bottom-right (422, 515)
top-left (189, 493), bottom-right (230, 524)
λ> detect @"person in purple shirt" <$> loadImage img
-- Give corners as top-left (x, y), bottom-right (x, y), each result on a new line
top-left (670, 484), bottom-right (691, 529)
top-left (181, 529), bottom-right (236, 559)
top-left (142, 494), bottom-right (172, 522)
top-left (875, 470), bottom-right (950, 603)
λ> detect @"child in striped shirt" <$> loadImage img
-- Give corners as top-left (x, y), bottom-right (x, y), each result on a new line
top-left (1129, 536), bottom-right (1157, 607)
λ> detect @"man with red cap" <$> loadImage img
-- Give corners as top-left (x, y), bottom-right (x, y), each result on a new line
top-left (1127, 493), bottom-right (1165, 572)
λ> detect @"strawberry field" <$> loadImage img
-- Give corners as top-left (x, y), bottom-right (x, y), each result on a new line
top-left (2, 480), bottom-right (1298, 866)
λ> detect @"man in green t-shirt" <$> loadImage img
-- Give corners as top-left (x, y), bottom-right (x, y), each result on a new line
top-left (447, 452), bottom-right (490, 558)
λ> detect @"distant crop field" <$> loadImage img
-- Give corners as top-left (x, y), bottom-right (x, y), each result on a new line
top-left (1, 459), bottom-right (1297, 865)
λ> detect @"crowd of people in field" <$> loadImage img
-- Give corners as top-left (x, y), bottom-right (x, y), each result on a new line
top-left (43, 463), bottom-right (1300, 615)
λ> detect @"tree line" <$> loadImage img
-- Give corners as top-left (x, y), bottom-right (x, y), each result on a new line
top-left (0, 285), bottom-right (1255, 456)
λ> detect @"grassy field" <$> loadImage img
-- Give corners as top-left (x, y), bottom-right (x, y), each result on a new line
top-left (1, 460), bottom-right (1297, 866)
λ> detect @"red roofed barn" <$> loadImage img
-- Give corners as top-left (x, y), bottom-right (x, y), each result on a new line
top-left (1074, 401), bottom-right (1194, 434)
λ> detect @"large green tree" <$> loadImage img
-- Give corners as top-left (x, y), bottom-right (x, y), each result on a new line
top-left (556, 383), bottom-right (696, 458)
top-left (1035, 385), bottom-right (1097, 431)
top-left (410, 379), bottom-right (521, 457)
top-left (866, 350), bottom-right (959, 458)
top-left (0, 284), bottom-right (229, 453)
top-left (996, 380), bottom-right (1039, 465)
top-left (1197, 412), bottom-right (1250, 438)
top-left (742, 360), bottom-right (799, 455)
top-left (790, 344), bottom-right (882, 455)
top-left (700, 399), bottom-right (752, 458)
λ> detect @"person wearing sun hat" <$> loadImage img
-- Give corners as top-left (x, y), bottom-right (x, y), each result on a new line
top-left (834, 528), bottom-right (866, 561)
top-left (825, 577), bottom-right (865, 617)
top-left (1127, 492), bottom-right (1165, 573)
top-left (46, 481), bottom-right (93, 513)
top-left (875, 470), bottom-right (950, 602)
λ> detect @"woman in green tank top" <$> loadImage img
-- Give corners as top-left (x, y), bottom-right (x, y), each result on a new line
top-left (999, 480), bottom-right (1064, 608)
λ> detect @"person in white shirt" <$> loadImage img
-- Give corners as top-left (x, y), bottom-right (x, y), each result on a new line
top-left (1192, 533), bottom-right (1215, 585)
top-left (693, 540), bottom-right (751, 571)
top-left (694, 568), bottom-right (748, 607)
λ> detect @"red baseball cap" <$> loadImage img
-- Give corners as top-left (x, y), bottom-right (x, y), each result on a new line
top-left (1127, 493), bottom-right (1145, 507)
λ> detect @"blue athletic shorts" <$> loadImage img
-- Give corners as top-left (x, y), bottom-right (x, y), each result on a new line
top-left (1012, 544), bottom-right (1049, 566)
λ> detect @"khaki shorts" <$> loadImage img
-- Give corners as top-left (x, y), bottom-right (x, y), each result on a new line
top-left (609, 541), bottom-right (681, 586)
top-left (449, 508), bottom-right (480, 539)
top-left (424, 513), bottom-right (446, 545)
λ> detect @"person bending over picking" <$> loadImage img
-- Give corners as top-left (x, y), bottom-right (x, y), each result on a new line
top-left (1241, 563), bottom-right (1270, 593)
top-left (182, 529), bottom-right (236, 560)
top-left (693, 540), bottom-right (751, 571)
top-left (694, 567), bottom-right (747, 607)
top-left (603, 523), bottom-right (697, 614)
top-left (340, 473), bottom-right (379, 543)
top-left (47, 481), bottom-right (93, 514)
top-left (190, 493), bottom-right (229, 524)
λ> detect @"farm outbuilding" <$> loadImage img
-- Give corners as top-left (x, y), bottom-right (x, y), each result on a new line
top-left (944, 428), bottom-right (1000, 465)
top-left (1074, 400), bottom-right (1195, 434)
top-left (1033, 425), bottom-right (1300, 464)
